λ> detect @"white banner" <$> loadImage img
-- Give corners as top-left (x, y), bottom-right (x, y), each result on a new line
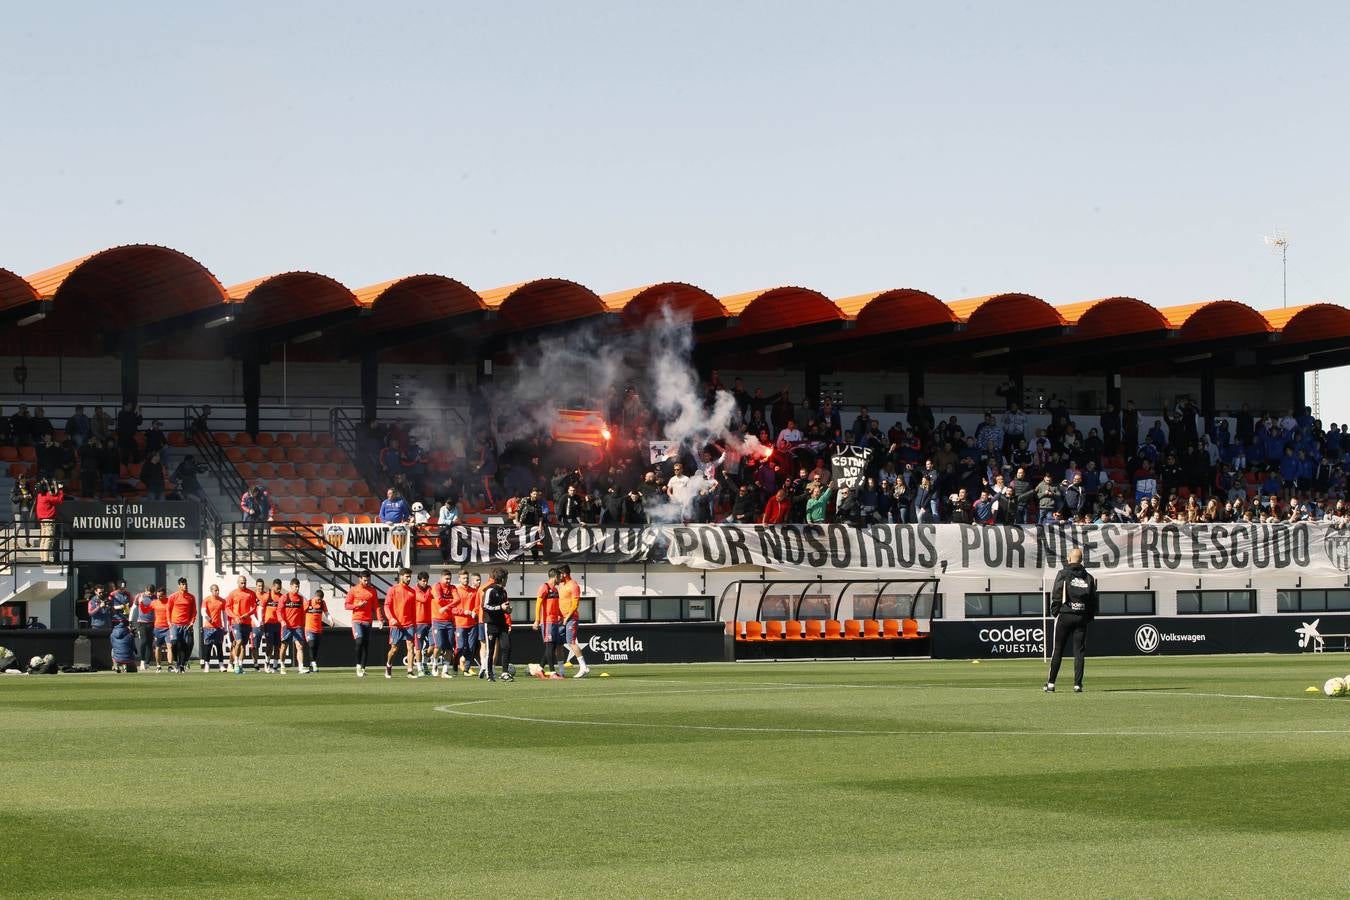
top-left (649, 441), bottom-right (677, 464)
top-left (322, 522), bottom-right (412, 572)
top-left (662, 522), bottom-right (1343, 579)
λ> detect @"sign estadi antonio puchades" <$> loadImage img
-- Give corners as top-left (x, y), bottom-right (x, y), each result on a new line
top-left (57, 501), bottom-right (201, 539)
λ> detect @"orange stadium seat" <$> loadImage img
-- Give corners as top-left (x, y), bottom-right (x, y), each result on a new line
top-left (331, 514), bottom-right (351, 524)
top-left (315, 433), bottom-right (334, 448)
top-left (843, 620), bottom-right (863, 640)
top-left (342, 498), bottom-right (365, 515)
top-left (167, 431), bottom-right (187, 447)
top-left (784, 620), bottom-right (804, 640)
top-left (318, 463), bottom-right (340, 479)
top-left (803, 620), bottom-right (824, 640)
top-left (255, 433), bottom-right (275, 447)
top-left (319, 497), bottom-right (341, 516)
top-left (824, 619), bottom-right (843, 640)
top-left (0, 447), bottom-right (17, 462)
top-left (742, 621), bottom-right (763, 641)
top-left (266, 447), bottom-right (286, 463)
top-left (763, 621), bottom-right (784, 641)
top-left (244, 447), bottom-right (265, 463)
top-left (338, 464), bottom-right (359, 481)
top-left (254, 463), bottom-right (277, 479)
top-left (18, 446), bottom-right (36, 462)
top-left (295, 462), bottom-right (317, 479)
top-left (902, 618), bottom-right (920, 639)
top-left (862, 619), bottom-right (882, 640)
top-left (354, 514), bottom-right (373, 524)
top-left (296, 432), bottom-right (315, 448)
top-left (276, 432), bottom-right (295, 447)
top-left (233, 432), bottom-right (253, 446)
top-left (275, 462), bottom-right (296, 478)
top-left (212, 431), bottom-right (233, 446)
top-left (882, 619), bottom-right (901, 639)
top-left (224, 447), bottom-right (245, 464)
top-left (286, 447), bottom-right (309, 463)
top-left (7, 463), bottom-right (29, 478)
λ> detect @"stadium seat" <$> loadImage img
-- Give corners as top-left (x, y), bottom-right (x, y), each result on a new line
top-left (244, 447), bottom-right (265, 463)
top-left (277, 432), bottom-right (296, 447)
top-left (254, 463), bottom-right (277, 479)
top-left (882, 619), bottom-right (901, 639)
top-left (354, 514), bottom-right (373, 524)
top-left (255, 433), bottom-right (275, 447)
top-left (319, 497), bottom-right (341, 515)
top-left (901, 618), bottom-right (920, 639)
top-left (296, 432), bottom-right (315, 448)
top-left (212, 431), bottom-right (233, 446)
top-left (724, 620), bottom-right (737, 638)
top-left (18, 446), bottom-right (36, 462)
top-left (764, 620), bottom-right (784, 640)
top-left (0, 447), bottom-right (17, 461)
top-left (319, 463), bottom-right (340, 479)
top-left (742, 621), bottom-right (763, 641)
top-left (266, 446), bottom-right (286, 463)
top-left (225, 447), bottom-right (245, 464)
top-left (275, 462), bottom-right (296, 478)
top-left (803, 620), bottom-right (824, 640)
top-left (862, 619), bottom-right (882, 639)
top-left (315, 433), bottom-right (334, 448)
top-left (331, 514), bottom-right (351, 524)
top-left (824, 619), bottom-right (843, 640)
top-left (287, 447), bottom-right (309, 463)
top-left (297, 462), bottom-right (318, 479)
top-left (342, 497), bottom-right (365, 515)
top-left (338, 464), bottom-right (359, 481)
top-left (7, 463), bottom-right (28, 478)
top-left (233, 432), bottom-right (253, 446)
top-left (843, 620), bottom-right (863, 640)
top-left (167, 431), bottom-right (187, 447)
top-left (784, 620), bottom-right (804, 640)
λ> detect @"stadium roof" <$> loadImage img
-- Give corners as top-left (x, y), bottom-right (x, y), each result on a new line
top-left (3, 244), bottom-right (1348, 374)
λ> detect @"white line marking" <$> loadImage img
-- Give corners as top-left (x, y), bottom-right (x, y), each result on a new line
top-left (431, 703), bottom-right (1349, 738)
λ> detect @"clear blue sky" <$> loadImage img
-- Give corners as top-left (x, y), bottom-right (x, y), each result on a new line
top-left (2, 2), bottom-right (1347, 414)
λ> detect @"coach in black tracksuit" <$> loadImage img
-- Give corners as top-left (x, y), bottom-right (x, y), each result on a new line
top-left (1044, 548), bottom-right (1099, 693)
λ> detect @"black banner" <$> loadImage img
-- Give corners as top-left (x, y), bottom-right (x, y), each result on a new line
top-left (426, 525), bottom-right (668, 566)
top-left (831, 446), bottom-right (872, 490)
top-left (58, 500), bottom-right (201, 539)
top-left (931, 614), bottom-right (1350, 659)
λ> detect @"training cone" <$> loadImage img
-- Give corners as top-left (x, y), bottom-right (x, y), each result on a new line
top-left (599, 672), bottom-right (610, 677)
top-left (1306, 686), bottom-right (1321, 693)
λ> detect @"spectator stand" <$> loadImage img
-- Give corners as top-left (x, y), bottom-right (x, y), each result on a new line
top-left (718, 577), bottom-right (937, 660)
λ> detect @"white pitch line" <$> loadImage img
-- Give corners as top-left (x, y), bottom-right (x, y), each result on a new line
top-left (431, 703), bottom-right (1350, 738)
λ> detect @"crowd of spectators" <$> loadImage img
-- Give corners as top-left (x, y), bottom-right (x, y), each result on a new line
top-left (4, 402), bottom-right (206, 518)
top-left (353, 375), bottom-right (1350, 530)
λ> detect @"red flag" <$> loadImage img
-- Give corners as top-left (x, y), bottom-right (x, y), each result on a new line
top-left (552, 410), bottom-right (607, 447)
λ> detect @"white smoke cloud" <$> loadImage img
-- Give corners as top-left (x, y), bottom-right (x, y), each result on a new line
top-left (486, 305), bottom-right (771, 520)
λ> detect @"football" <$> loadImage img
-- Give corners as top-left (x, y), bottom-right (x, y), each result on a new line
top-left (1323, 677), bottom-right (1347, 698)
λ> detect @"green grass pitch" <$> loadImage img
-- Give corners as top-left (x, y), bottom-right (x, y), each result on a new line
top-left (3, 655), bottom-right (1348, 898)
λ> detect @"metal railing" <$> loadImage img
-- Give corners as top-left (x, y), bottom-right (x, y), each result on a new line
top-left (330, 408), bottom-right (384, 496)
top-left (218, 521), bottom-right (395, 594)
top-left (184, 406), bottom-right (249, 524)
top-left (0, 522), bottom-right (73, 597)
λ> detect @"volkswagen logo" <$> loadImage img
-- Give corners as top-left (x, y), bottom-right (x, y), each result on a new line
top-left (1134, 624), bottom-right (1160, 654)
